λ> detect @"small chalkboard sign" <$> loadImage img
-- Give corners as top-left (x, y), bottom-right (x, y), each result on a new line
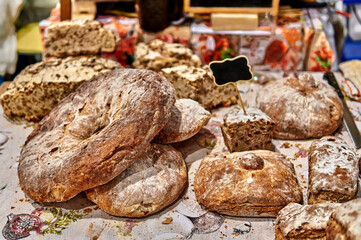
top-left (209, 56), bottom-right (253, 115)
top-left (184, 0), bottom-right (279, 16)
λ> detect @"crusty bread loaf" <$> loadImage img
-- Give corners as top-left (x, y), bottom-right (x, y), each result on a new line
top-left (256, 73), bottom-right (343, 139)
top-left (44, 20), bottom-right (116, 57)
top-left (326, 198), bottom-right (361, 240)
top-left (86, 144), bottom-right (187, 217)
top-left (154, 98), bottom-right (211, 144)
top-left (161, 65), bottom-right (239, 109)
top-left (221, 107), bottom-right (275, 152)
top-left (132, 39), bottom-right (201, 72)
top-left (308, 136), bottom-right (358, 204)
top-left (18, 69), bottom-right (176, 202)
top-left (194, 150), bottom-right (302, 217)
top-left (276, 202), bottom-right (340, 240)
top-left (0, 56), bottom-right (120, 122)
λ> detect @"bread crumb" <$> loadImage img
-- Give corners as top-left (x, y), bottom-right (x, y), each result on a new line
top-left (162, 217), bottom-right (173, 225)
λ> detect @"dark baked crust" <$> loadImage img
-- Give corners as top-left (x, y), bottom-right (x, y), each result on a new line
top-left (18, 69), bottom-right (176, 202)
top-left (325, 216), bottom-right (347, 240)
top-left (256, 74), bottom-right (343, 139)
top-left (86, 144), bottom-right (187, 217)
top-left (308, 136), bottom-right (358, 204)
top-left (194, 150), bottom-right (302, 217)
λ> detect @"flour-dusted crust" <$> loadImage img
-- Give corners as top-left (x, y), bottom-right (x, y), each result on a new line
top-left (18, 69), bottom-right (176, 202)
top-left (0, 56), bottom-right (120, 122)
top-left (86, 144), bottom-right (187, 217)
top-left (44, 20), bottom-right (116, 57)
top-left (256, 73), bottom-right (343, 139)
top-left (326, 199), bottom-right (361, 240)
top-left (276, 202), bottom-right (340, 240)
top-left (132, 39), bottom-right (201, 72)
top-left (161, 65), bottom-right (239, 109)
top-left (221, 107), bottom-right (275, 152)
top-left (194, 150), bottom-right (302, 217)
top-left (154, 99), bottom-right (211, 144)
top-left (308, 136), bottom-right (358, 204)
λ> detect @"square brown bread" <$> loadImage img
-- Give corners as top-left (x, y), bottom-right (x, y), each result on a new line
top-left (308, 136), bottom-right (358, 204)
top-left (221, 107), bottom-right (275, 152)
top-left (276, 202), bottom-right (340, 240)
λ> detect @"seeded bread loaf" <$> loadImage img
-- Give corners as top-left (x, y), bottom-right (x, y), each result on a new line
top-left (18, 69), bottom-right (176, 202)
top-left (44, 20), bottom-right (116, 58)
top-left (194, 150), bottom-right (302, 217)
top-left (132, 39), bottom-right (201, 72)
top-left (154, 98), bottom-right (211, 144)
top-left (308, 136), bottom-right (358, 204)
top-left (256, 73), bottom-right (343, 139)
top-left (161, 65), bottom-right (239, 109)
top-left (86, 144), bottom-right (187, 217)
top-left (326, 198), bottom-right (361, 240)
top-left (0, 56), bottom-right (120, 122)
top-left (221, 107), bottom-right (275, 152)
top-left (276, 202), bottom-right (340, 240)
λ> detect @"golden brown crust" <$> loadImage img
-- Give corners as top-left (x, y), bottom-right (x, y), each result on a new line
top-left (18, 69), bottom-right (176, 202)
top-left (308, 136), bottom-right (358, 204)
top-left (256, 74), bottom-right (343, 140)
top-left (326, 215), bottom-right (347, 240)
top-left (194, 150), bottom-right (302, 217)
top-left (86, 144), bottom-right (187, 217)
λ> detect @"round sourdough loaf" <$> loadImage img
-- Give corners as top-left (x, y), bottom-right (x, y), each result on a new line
top-left (154, 98), bottom-right (211, 144)
top-left (18, 69), bottom-right (176, 202)
top-left (194, 150), bottom-right (302, 217)
top-left (86, 144), bottom-right (187, 217)
top-left (256, 73), bottom-right (343, 139)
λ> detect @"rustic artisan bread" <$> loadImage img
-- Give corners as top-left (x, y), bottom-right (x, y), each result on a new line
top-left (18, 69), bottom-right (176, 202)
top-left (86, 144), bottom-right (187, 217)
top-left (276, 202), bottom-right (340, 240)
top-left (44, 20), bottom-right (116, 57)
top-left (308, 136), bottom-right (358, 204)
top-left (132, 39), bottom-right (201, 72)
top-left (256, 73), bottom-right (343, 139)
top-left (194, 150), bottom-right (302, 217)
top-left (161, 65), bottom-right (239, 109)
top-left (154, 98), bottom-right (211, 144)
top-left (326, 198), bottom-right (361, 240)
top-left (0, 56), bottom-right (120, 122)
top-left (221, 107), bottom-right (275, 152)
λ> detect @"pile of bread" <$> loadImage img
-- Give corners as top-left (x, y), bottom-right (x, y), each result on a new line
top-left (0, 20), bottom-right (360, 239)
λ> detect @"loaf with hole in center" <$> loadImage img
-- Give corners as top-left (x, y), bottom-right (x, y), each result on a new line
top-left (18, 69), bottom-right (176, 202)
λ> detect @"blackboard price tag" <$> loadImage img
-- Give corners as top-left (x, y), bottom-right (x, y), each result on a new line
top-left (209, 56), bottom-right (253, 115)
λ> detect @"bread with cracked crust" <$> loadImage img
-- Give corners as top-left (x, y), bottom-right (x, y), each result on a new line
top-left (326, 198), bottom-right (361, 240)
top-left (153, 98), bottom-right (211, 144)
top-left (194, 150), bottom-right (302, 217)
top-left (256, 73), bottom-right (343, 139)
top-left (18, 69), bottom-right (176, 202)
top-left (86, 144), bottom-right (187, 217)
top-left (276, 202), bottom-right (340, 240)
top-left (308, 136), bottom-right (358, 204)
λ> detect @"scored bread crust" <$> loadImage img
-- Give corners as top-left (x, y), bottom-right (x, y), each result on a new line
top-left (86, 144), bottom-right (187, 217)
top-left (194, 150), bottom-right (302, 217)
top-left (154, 98), bottom-right (211, 144)
top-left (256, 74), bottom-right (343, 139)
top-left (18, 69), bottom-right (176, 202)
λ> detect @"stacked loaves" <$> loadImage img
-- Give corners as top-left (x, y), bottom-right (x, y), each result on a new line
top-left (17, 68), bottom-right (211, 217)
